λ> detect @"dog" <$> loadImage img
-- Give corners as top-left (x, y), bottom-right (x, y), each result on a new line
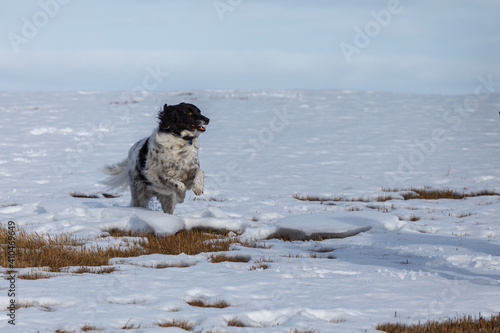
top-left (102, 102), bottom-right (209, 214)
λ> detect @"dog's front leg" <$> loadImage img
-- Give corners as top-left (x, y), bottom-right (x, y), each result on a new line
top-left (193, 169), bottom-right (204, 196)
top-left (148, 176), bottom-right (186, 200)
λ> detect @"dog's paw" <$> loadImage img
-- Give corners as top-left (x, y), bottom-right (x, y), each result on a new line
top-left (193, 186), bottom-right (203, 196)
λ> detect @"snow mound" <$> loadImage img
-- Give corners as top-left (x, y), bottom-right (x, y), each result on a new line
top-left (269, 211), bottom-right (395, 240)
top-left (182, 207), bottom-right (247, 233)
top-left (110, 253), bottom-right (199, 268)
top-left (100, 207), bottom-right (185, 235)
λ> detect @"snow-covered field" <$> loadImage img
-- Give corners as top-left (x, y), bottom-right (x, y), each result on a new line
top-left (1, 90), bottom-right (500, 332)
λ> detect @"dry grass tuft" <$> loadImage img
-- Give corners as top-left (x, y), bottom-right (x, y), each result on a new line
top-left (295, 188), bottom-right (499, 205)
top-left (121, 319), bottom-right (141, 329)
top-left (377, 313), bottom-right (500, 333)
top-left (81, 324), bottom-right (101, 331)
top-left (375, 194), bottom-right (396, 202)
top-left (227, 317), bottom-right (247, 327)
top-left (249, 263), bottom-right (269, 270)
top-left (17, 270), bottom-right (53, 280)
top-left (294, 193), bottom-right (391, 203)
top-left (0, 226), bottom-right (239, 272)
top-left (209, 253), bottom-right (250, 263)
top-left (157, 319), bottom-right (194, 330)
top-left (186, 298), bottom-right (230, 309)
top-left (73, 266), bottom-right (116, 274)
top-left (385, 187), bottom-right (500, 200)
top-left (242, 241), bottom-right (271, 249)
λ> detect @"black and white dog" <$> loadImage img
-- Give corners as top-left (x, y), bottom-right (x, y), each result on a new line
top-left (102, 102), bottom-right (209, 214)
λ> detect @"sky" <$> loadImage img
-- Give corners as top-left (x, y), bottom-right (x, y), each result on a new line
top-left (0, 0), bottom-right (499, 95)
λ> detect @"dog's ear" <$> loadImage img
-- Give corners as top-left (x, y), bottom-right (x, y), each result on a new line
top-left (160, 104), bottom-right (178, 123)
top-left (170, 109), bottom-right (179, 123)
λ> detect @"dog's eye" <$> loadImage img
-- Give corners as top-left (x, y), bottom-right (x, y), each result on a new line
top-left (188, 112), bottom-right (193, 116)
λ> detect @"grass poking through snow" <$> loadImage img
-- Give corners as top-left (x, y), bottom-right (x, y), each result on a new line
top-left (377, 313), bottom-right (500, 333)
top-left (294, 188), bottom-right (499, 204)
top-left (209, 253), bottom-right (250, 263)
top-left (227, 317), bottom-right (247, 327)
top-left (383, 187), bottom-right (500, 200)
top-left (0, 226), bottom-right (240, 274)
top-left (157, 319), bottom-right (194, 330)
top-left (186, 298), bottom-right (230, 309)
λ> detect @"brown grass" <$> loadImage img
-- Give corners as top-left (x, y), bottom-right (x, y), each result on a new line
top-left (186, 298), bottom-right (230, 309)
top-left (295, 188), bottom-right (499, 204)
top-left (81, 324), bottom-right (101, 331)
top-left (293, 194), bottom-right (397, 203)
top-left (384, 187), bottom-right (500, 200)
top-left (17, 270), bottom-right (53, 280)
top-left (242, 241), bottom-right (271, 249)
top-left (227, 317), bottom-right (247, 327)
top-left (249, 263), bottom-right (269, 270)
top-left (376, 195), bottom-right (396, 202)
top-left (157, 319), bottom-right (194, 330)
top-left (377, 313), bottom-right (500, 333)
top-left (0, 226), bottom-right (239, 273)
top-left (73, 266), bottom-right (116, 274)
top-left (121, 320), bottom-right (141, 329)
top-left (209, 253), bottom-right (250, 263)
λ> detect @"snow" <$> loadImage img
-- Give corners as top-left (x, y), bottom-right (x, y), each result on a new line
top-left (1, 90), bottom-right (500, 332)
top-left (271, 212), bottom-right (390, 240)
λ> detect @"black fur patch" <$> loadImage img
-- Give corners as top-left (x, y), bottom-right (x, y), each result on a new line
top-left (136, 138), bottom-right (151, 184)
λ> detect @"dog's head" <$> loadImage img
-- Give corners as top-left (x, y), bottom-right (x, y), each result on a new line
top-left (158, 103), bottom-right (210, 139)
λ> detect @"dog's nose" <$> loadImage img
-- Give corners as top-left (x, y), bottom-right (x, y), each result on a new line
top-left (204, 117), bottom-right (210, 124)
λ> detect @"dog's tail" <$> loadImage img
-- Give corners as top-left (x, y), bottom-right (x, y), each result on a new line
top-left (100, 160), bottom-right (129, 192)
